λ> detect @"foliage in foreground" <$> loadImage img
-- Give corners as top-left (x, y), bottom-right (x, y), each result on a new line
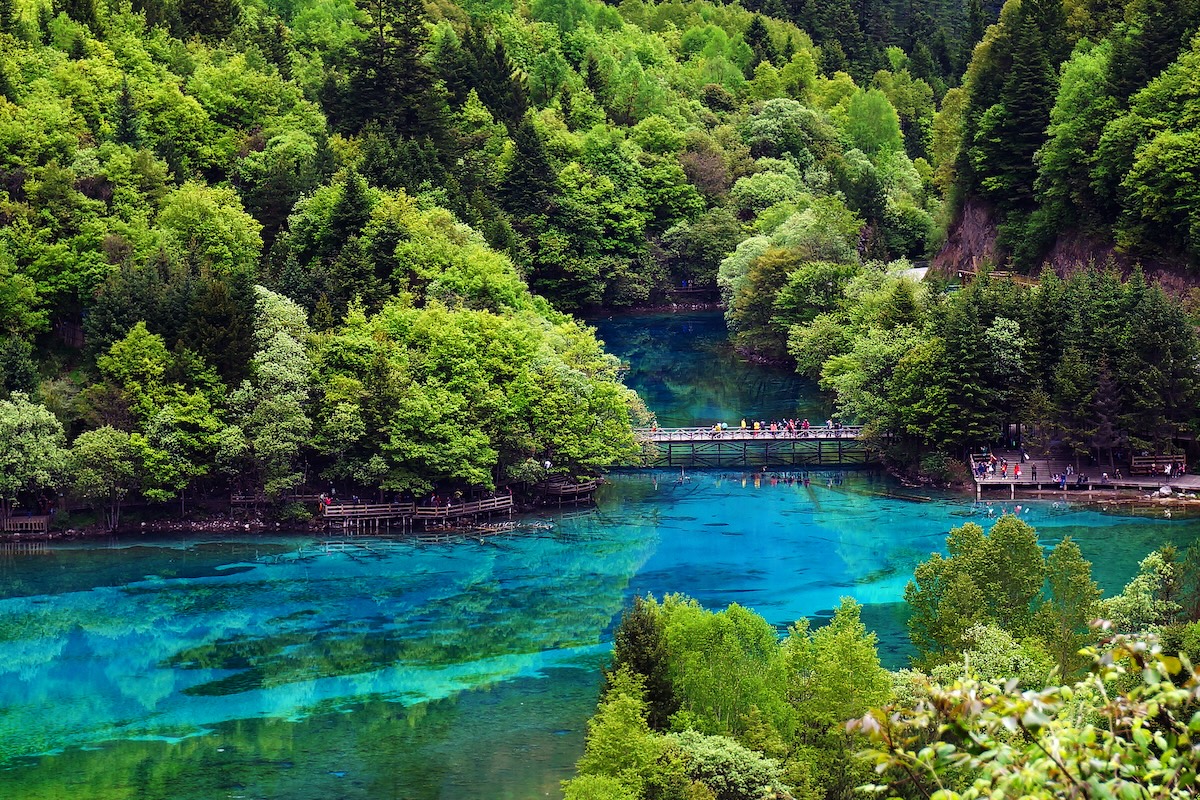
top-left (854, 627), bottom-right (1200, 799)
top-left (569, 519), bottom-right (1200, 799)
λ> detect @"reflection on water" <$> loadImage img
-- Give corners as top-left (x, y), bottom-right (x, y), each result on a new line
top-left (3, 312), bottom-right (1198, 798)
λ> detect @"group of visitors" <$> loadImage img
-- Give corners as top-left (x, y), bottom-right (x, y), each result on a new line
top-left (974, 453), bottom-right (1027, 480)
top-left (699, 418), bottom-right (844, 438)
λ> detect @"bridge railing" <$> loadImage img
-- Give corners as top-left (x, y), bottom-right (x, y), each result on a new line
top-left (636, 425), bottom-right (864, 441)
top-left (321, 496), bottom-right (515, 521)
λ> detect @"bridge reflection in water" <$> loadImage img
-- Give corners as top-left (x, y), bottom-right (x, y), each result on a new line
top-left (635, 426), bottom-right (878, 468)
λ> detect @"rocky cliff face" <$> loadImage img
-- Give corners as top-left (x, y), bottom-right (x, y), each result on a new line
top-left (932, 199), bottom-right (1193, 293)
top-left (930, 198), bottom-right (1002, 277)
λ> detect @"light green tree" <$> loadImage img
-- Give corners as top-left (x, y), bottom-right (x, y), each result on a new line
top-left (68, 426), bottom-right (138, 529)
top-left (0, 393), bottom-right (67, 522)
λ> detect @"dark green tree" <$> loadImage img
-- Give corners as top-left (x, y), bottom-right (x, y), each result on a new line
top-left (54, 0), bottom-right (98, 30)
top-left (500, 116), bottom-right (554, 215)
top-left (583, 52), bottom-right (610, 113)
top-left (113, 77), bottom-right (142, 147)
top-left (1107, 0), bottom-right (1198, 103)
top-left (609, 596), bottom-right (678, 730)
top-left (932, 298), bottom-right (994, 451)
top-left (177, 0), bottom-right (240, 39)
top-left (343, 0), bottom-right (440, 136)
top-left (0, 336), bottom-right (38, 399)
top-left (969, 0), bottom-right (1065, 213)
top-left (328, 168), bottom-right (373, 246)
top-left (0, 0), bottom-right (17, 34)
top-left (744, 15), bottom-right (779, 72)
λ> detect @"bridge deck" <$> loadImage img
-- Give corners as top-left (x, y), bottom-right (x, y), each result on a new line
top-left (636, 426), bottom-right (874, 468)
top-left (638, 425), bottom-right (863, 442)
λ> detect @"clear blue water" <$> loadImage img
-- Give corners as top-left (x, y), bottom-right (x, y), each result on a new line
top-left (1, 311), bottom-right (1195, 799)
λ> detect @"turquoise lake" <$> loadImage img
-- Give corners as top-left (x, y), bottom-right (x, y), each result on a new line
top-left (1, 311), bottom-right (1196, 799)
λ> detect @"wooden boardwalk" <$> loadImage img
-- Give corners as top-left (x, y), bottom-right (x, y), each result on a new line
top-left (320, 495), bottom-right (514, 532)
top-left (971, 451), bottom-right (1200, 498)
top-left (637, 426), bottom-right (876, 468)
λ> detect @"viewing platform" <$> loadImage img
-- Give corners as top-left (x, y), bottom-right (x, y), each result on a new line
top-left (636, 425), bottom-right (877, 468)
top-left (971, 450), bottom-right (1200, 498)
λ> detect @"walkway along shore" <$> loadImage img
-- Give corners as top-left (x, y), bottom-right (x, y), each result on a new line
top-left (970, 449), bottom-right (1200, 500)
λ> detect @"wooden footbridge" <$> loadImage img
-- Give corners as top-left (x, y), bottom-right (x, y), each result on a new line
top-left (637, 425), bottom-right (878, 468)
top-left (320, 495), bottom-right (515, 533)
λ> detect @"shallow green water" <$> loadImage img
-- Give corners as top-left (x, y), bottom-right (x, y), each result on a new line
top-left (0, 311), bottom-right (1194, 799)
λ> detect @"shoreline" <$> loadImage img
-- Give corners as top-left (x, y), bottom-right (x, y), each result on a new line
top-left (7, 482), bottom-right (1199, 545)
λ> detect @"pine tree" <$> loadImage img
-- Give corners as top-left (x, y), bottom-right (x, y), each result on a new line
top-left (37, 3), bottom-right (52, 44)
top-left (132, 0), bottom-right (172, 31)
top-left (500, 116), bottom-right (554, 215)
top-left (960, 0), bottom-right (986, 72)
top-left (477, 38), bottom-right (528, 126)
top-left (328, 168), bottom-right (372, 247)
top-left (933, 298), bottom-right (996, 451)
top-left (177, 0), bottom-right (241, 40)
top-left (0, 0), bottom-right (16, 35)
top-left (970, 0), bottom-right (1063, 211)
top-left (344, 0), bottom-right (439, 136)
top-left (582, 52), bottom-right (610, 112)
top-left (1090, 357), bottom-right (1123, 466)
top-left (1107, 0), bottom-right (1196, 103)
top-left (68, 31), bottom-right (87, 60)
top-left (744, 15), bottom-right (779, 72)
top-left (55, 0), bottom-right (98, 31)
top-left (113, 78), bottom-right (142, 147)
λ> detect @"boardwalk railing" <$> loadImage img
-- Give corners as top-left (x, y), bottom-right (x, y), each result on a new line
top-left (637, 425), bottom-right (864, 441)
top-left (2, 515), bottom-right (50, 533)
top-left (319, 496), bottom-right (514, 528)
top-left (321, 502), bottom-right (417, 520)
top-left (539, 478), bottom-right (601, 497)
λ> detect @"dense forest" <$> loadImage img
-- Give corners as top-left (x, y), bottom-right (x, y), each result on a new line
top-left (1, 0), bottom-right (1199, 513)
top-left (568, 520), bottom-right (1200, 799)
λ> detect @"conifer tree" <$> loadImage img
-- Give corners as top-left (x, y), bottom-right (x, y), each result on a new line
top-left (344, 0), bottom-right (437, 136)
top-left (113, 78), bottom-right (142, 147)
top-left (177, 0), bottom-right (240, 40)
top-left (970, 0), bottom-right (1063, 211)
top-left (500, 115), bottom-right (554, 215)
top-left (328, 168), bottom-right (372, 247)
top-left (582, 52), bottom-right (610, 112)
top-left (55, 0), bottom-right (98, 31)
top-left (0, 0), bottom-right (16, 35)
top-left (744, 15), bottom-right (779, 72)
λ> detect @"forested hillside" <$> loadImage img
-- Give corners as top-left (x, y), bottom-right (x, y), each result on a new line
top-left (936, 0), bottom-right (1200, 269)
top-left (0, 0), bottom-right (958, 514)
top-left (2, 0), bottom-right (1199, 512)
